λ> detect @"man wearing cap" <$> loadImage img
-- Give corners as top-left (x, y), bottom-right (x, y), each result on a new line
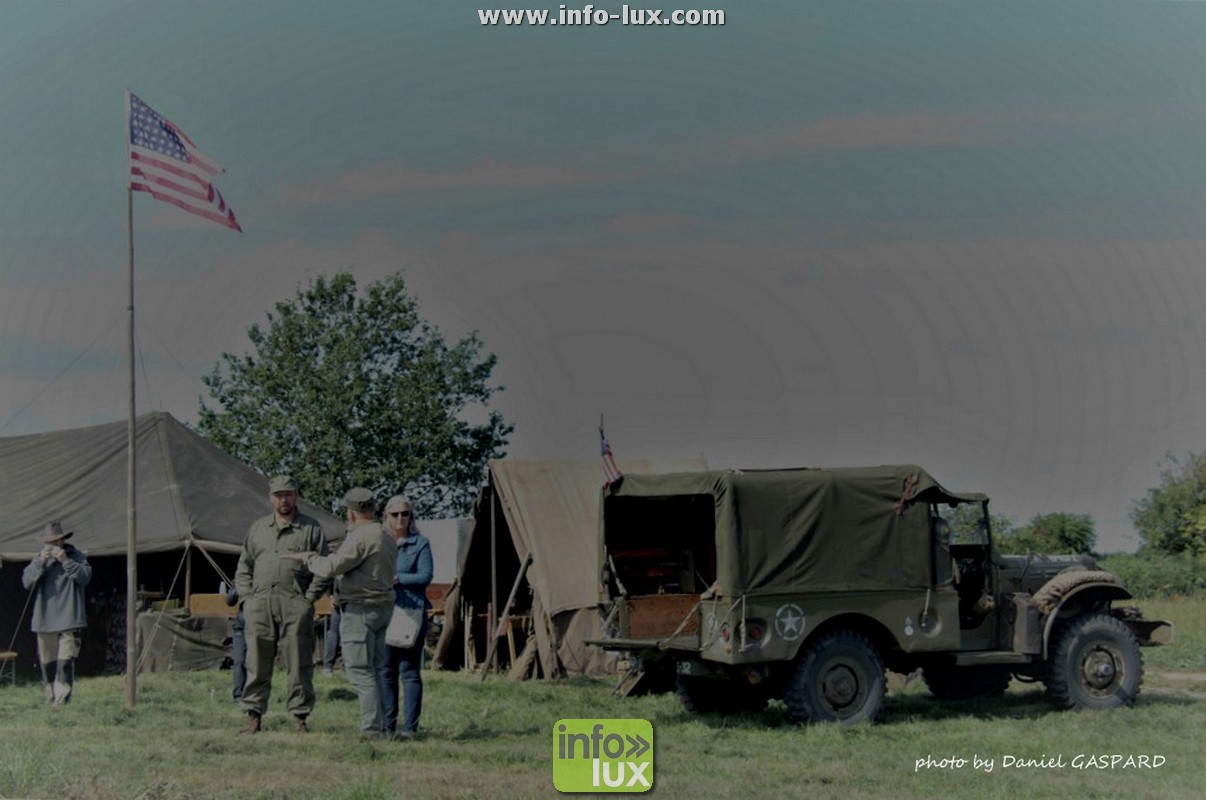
top-left (291, 487), bottom-right (395, 739)
top-left (21, 521), bottom-right (92, 705)
top-left (234, 475), bottom-right (331, 734)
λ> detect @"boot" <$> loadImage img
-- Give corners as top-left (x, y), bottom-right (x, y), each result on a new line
top-left (52, 659), bottom-right (74, 705)
top-left (244, 710), bottom-right (262, 734)
top-left (40, 660), bottom-right (58, 703)
top-left (294, 714), bottom-right (309, 733)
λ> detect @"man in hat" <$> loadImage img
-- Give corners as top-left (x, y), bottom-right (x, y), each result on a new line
top-left (291, 487), bottom-right (395, 739)
top-left (21, 521), bottom-right (92, 704)
top-left (234, 475), bottom-right (331, 734)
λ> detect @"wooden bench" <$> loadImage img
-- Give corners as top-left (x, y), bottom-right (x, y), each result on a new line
top-left (0, 650), bottom-right (18, 686)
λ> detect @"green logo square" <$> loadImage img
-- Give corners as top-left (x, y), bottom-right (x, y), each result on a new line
top-left (552, 718), bottom-right (654, 793)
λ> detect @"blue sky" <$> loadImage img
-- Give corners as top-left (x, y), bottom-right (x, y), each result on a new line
top-left (3, 1), bottom-right (1206, 551)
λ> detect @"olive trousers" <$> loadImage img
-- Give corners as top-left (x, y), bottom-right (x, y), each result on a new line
top-left (240, 592), bottom-right (316, 718)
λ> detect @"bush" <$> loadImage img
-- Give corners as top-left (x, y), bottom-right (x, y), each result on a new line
top-left (1099, 551), bottom-right (1206, 598)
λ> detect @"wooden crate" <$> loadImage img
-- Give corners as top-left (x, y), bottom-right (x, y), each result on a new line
top-left (624, 593), bottom-right (699, 638)
top-left (187, 593), bottom-right (236, 617)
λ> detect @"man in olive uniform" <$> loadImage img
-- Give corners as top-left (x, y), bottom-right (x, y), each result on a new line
top-left (235, 475), bottom-right (331, 734)
top-left (297, 487), bottom-right (395, 739)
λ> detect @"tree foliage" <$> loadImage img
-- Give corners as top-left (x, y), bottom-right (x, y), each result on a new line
top-left (997, 512), bottom-right (1096, 555)
top-left (1099, 550), bottom-right (1206, 598)
top-left (941, 503), bottom-right (1014, 544)
top-left (198, 272), bottom-right (512, 518)
top-left (1131, 452), bottom-right (1206, 557)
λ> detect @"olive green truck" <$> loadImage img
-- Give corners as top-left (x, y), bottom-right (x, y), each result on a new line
top-left (589, 466), bottom-right (1173, 723)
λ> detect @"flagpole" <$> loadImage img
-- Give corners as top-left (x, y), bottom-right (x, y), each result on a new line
top-left (125, 91), bottom-right (138, 707)
top-left (121, 90), bottom-right (239, 705)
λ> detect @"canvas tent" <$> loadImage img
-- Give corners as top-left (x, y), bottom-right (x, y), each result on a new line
top-left (433, 458), bottom-right (705, 679)
top-left (417, 517), bottom-right (471, 613)
top-left (0, 411), bottom-right (344, 678)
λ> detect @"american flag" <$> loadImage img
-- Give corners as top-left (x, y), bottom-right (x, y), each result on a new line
top-left (127, 92), bottom-right (242, 232)
top-left (600, 417), bottom-right (622, 486)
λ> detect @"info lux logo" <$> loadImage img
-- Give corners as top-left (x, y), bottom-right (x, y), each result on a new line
top-left (553, 719), bottom-right (654, 792)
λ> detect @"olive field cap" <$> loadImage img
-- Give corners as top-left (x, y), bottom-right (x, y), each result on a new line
top-left (269, 475), bottom-right (299, 493)
top-left (342, 486), bottom-right (376, 512)
top-left (39, 521), bottom-right (74, 543)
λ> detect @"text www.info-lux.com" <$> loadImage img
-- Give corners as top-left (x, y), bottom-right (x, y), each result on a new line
top-left (478, 5), bottom-right (726, 27)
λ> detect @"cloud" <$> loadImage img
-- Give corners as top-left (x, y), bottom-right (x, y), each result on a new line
top-left (602, 212), bottom-right (696, 236)
top-left (719, 102), bottom-right (1171, 161)
top-left (270, 161), bottom-right (643, 210)
top-left (727, 111), bottom-right (990, 158)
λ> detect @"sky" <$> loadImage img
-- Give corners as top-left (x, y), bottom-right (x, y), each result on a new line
top-left (2, 1), bottom-right (1206, 552)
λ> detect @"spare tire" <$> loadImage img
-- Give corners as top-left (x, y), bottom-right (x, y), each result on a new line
top-left (1032, 570), bottom-right (1120, 616)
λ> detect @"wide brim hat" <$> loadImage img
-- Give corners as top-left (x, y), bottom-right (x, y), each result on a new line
top-left (39, 521), bottom-right (73, 543)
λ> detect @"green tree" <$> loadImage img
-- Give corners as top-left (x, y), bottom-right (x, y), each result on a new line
top-left (198, 272), bottom-right (512, 518)
top-left (940, 502), bottom-right (1014, 544)
top-left (998, 512), bottom-right (1096, 555)
top-left (1131, 452), bottom-right (1206, 556)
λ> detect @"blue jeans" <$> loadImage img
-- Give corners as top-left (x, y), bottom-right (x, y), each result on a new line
top-left (339, 603), bottom-right (391, 733)
top-left (230, 610), bottom-right (247, 700)
top-left (323, 605), bottom-right (341, 670)
top-left (380, 621), bottom-right (427, 733)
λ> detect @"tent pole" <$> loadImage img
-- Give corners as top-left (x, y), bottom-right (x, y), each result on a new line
top-left (184, 545), bottom-right (192, 608)
top-left (124, 172), bottom-right (138, 708)
top-left (489, 481), bottom-right (497, 674)
top-left (479, 553), bottom-right (532, 683)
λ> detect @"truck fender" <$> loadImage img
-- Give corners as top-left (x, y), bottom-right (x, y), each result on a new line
top-left (1035, 571), bottom-right (1132, 659)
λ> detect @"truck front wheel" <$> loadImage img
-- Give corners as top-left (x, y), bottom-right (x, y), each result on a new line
top-left (784, 631), bottom-right (886, 724)
top-left (1046, 613), bottom-right (1143, 710)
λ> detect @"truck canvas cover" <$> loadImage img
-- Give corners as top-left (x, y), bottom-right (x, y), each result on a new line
top-left (604, 465), bottom-right (984, 598)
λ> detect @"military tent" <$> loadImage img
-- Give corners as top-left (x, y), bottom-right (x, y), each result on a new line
top-left (433, 458), bottom-right (705, 679)
top-left (0, 411), bottom-right (343, 678)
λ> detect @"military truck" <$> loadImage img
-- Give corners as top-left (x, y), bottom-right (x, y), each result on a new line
top-left (589, 466), bottom-right (1173, 723)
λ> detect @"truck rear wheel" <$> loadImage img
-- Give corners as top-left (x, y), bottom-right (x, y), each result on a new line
top-left (1046, 613), bottom-right (1142, 710)
top-left (784, 631), bottom-right (886, 724)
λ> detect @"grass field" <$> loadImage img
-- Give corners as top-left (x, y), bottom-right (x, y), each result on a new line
top-left (2, 597), bottom-right (1203, 800)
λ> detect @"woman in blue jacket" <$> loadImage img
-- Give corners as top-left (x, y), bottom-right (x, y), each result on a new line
top-left (379, 495), bottom-right (432, 738)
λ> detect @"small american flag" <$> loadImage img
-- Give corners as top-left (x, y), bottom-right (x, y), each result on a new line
top-left (127, 92), bottom-right (241, 232)
top-left (600, 416), bottom-right (622, 486)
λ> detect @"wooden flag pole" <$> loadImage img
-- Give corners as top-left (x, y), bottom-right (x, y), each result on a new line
top-left (124, 90), bottom-right (139, 707)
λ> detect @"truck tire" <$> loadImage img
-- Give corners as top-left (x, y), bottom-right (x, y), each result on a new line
top-left (923, 664), bottom-right (1011, 700)
top-left (784, 631), bottom-right (886, 724)
top-left (1045, 613), bottom-right (1142, 710)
